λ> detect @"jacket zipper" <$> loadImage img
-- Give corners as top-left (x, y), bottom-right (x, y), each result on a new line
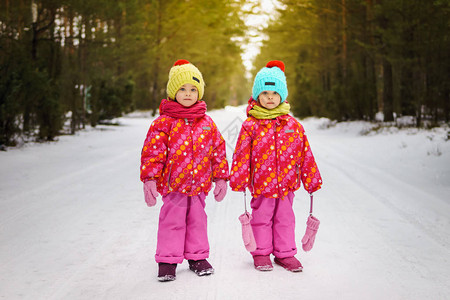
top-left (251, 165), bottom-right (257, 190)
top-left (295, 163), bottom-right (301, 188)
top-left (274, 121), bottom-right (280, 197)
top-left (167, 162), bottom-right (174, 191)
top-left (188, 118), bottom-right (195, 191)
top-left (210, 160), bottom-right (213, 184)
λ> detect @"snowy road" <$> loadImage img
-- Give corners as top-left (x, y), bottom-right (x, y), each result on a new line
top-left (1, 106), bottom-right (449, 299)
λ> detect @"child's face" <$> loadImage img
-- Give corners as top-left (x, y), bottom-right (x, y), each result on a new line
top-left (175, 83), bottom-right (199, 107)
top-left (258, 91), bottom-right (281, 109)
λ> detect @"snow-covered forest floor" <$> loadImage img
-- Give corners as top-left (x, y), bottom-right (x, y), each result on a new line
top-left (1, 105), bottom-right (449, 300)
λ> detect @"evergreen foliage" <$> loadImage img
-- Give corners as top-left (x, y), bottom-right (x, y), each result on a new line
top-left (255, 0), bottom-right (449, 125)
top-left (0, 0), bottom-right (248, 146)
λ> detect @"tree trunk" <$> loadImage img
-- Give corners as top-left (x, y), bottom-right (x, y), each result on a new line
top-left (375, 55), bottom-right (384, 118)
top-left (66, 8), bottom-right (77, 134)
top-left (151, 0), bottom-right (163, 116)
top-left (382, 58), bottom-right (393, 121)
top-left (365, 0), bottom-right (377, 119)
top-left (31, 0), bottom-right (38, 61)
top-left (341, 0), bottom-right (347, 80)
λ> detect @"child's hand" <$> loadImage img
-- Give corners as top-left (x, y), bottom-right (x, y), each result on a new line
top-left (143, 180), bottom-right (158, 207)
top-left (213, 179), bottom-right (227, 202)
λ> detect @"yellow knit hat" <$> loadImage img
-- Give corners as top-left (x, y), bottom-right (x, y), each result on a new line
top-left (166, 59), bottom-right (205, 100)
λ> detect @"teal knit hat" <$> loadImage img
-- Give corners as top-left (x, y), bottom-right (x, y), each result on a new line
top-left (252, 60), bottom-right (288, 103)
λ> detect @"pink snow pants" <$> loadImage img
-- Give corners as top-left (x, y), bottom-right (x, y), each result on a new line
top-left (155, 192), bottom-right (209, 264)
top-left (250, 191), bottom-right (297, 258)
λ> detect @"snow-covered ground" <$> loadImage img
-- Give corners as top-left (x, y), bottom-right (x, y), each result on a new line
top-left (1, 106), bottom-right (449, 300)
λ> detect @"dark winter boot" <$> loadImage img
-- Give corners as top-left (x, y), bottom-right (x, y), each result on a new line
top-left (274, 256), bottom-right (303, 272)
top-left (253, 255), bottom-right (273, 271)
top-left (158, 263), bottom-right (177, 282)
top-left (188, 259), bottom-right (214, 276)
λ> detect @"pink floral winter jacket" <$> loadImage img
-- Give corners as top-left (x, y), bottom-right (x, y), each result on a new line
top-left (140, 114), bottom-right (229, 197)
top-left (230, 100), bottom-right (322, 198)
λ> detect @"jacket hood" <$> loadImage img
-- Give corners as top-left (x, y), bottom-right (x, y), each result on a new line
top-left (246, 97), bottom-right (257, 117)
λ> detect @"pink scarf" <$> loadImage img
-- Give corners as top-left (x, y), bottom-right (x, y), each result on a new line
top-left (159, 98), bottom-right (207, 120)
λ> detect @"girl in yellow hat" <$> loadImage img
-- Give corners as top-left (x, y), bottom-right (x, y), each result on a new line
top-left (140, 59), bottom-right (229, 281)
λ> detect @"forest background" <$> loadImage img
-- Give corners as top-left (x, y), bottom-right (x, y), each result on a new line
top-left (1, 0), bottom-right (449, 146)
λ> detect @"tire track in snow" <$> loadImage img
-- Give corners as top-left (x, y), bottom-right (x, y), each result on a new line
top-left (317, 151), bottom-right (450, 295)
top-left (320, 148), bottom-right (450, 248)
top-left (28, 147), bottom-right (145, 299)
top-left (0, 148), bottom-right (137, 230)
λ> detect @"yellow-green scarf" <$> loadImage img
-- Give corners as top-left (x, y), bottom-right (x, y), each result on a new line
top-left (248, 102), bottom-right (291, 119)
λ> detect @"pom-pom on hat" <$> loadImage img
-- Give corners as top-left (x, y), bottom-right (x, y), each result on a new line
top-left (167, 59), bottom-right (205, 100)
top-left (252, 60), bottom-right (288, 103)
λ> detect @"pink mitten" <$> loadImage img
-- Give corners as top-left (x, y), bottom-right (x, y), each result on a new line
top-left (238, 212), bottom-right (257, 252)
top-left (301, 215), bottom-right (320, 251)
top-left (213, 179), bottom-right (227, 202)
top-left (143, 180), bottom-right (158, 207)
